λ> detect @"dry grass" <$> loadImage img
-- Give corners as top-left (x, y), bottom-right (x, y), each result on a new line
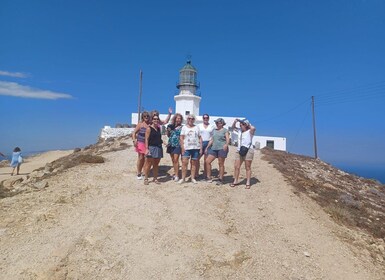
top-left (261, 147), bottom-right (385, 239)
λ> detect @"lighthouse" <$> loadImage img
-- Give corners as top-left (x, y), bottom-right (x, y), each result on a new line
top-left (174, 60), bottom-right (201, 117)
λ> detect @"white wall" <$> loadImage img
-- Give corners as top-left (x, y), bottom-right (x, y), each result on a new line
top-left (230, 131), bottom-right (286, 151)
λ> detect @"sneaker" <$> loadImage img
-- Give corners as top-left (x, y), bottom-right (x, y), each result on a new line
top-left (178, 179), bottom-right (185, 184)
top-left (191, 179), bottom-right (197, 184)
top-left (137, 174), bottom-right (143, 180)
top-left (216, 180), bottom-right (223, 186)
top-left (174, 176), bottom-right (179, 182)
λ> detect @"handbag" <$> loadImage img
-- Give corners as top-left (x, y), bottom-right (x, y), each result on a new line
top-left (239, 131), bottom-right (251, 157)
top-left (239, 146), bottom-right (249, 157)
top-left (18, 155), bottom-right (23, 163)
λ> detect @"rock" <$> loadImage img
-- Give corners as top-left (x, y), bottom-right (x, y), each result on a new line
top-left (29, 170), bottom-right (45, 179)
top-left (2, 177), bottom-right (23, 189)
top-left (322, 183), bottom-right (336, 190)
top-left (377, 245), bottom-right (385, 253)
top-left (376, 254), bottom-right (384, 262)
top-left (44, 163), bottom-right (53, 173)
top-left (73, 148), bottom-right (81, 153)
top-left (303, 251), bottom-right (311, 257)
top-left (33, 181), bottom-right (49, 189)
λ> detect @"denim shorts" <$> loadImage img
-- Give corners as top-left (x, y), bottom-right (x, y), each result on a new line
top-left (182, 149), bottom-right (200, 160)
top-left (170, 146), bottom-right (181, 155)
top-left (207, 148), bottom-right (228, 158)
top-left (202, 141), bottom-right (209, 152)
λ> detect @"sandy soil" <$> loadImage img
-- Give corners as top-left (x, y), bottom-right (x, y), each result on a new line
top-left (0, 146), bottom-right (383, 279)
top-left (0, 150), bottom-right (73, 181)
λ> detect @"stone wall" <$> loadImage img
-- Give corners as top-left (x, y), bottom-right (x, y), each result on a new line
top-left (100, 126), bottom-right (135, 139)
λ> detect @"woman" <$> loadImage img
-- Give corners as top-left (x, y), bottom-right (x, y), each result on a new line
top-left (10, 147), bottom-right (22, 176)
top-left (150, 107), bottom-right (172, 126)
top-left (231, 118), bottom-right (256, 189)
top-left (179, 114), bottom-right (202, 184)
top-left (166, 113), bottom-right (184, 181)
top-left (144, 115), bottom-right (163, 185)
top-left (205, 118), bottom-right (230, 185)
top-left (197, 113), bottom-right (214, 179)
top-left (132, 111), bottom-right (151, 179)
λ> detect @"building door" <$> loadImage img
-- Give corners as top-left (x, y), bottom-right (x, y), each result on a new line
top-left (266, 140), bottom-right (274, 149)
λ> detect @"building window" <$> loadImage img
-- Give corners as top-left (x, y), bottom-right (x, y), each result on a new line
top-left (185, 110), bottom-right (190, 116)
top-left (266, 140), bottom-right (274, 149)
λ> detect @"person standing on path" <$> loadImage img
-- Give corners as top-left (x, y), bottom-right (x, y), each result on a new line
top-left (231, 118), bottom-right (256, 189)
top-left (143, 115), bottom-right (164, 185)
top-left (10, 147), bottom-right (22, 176)
top-left (166, 113), bottom-right (184, 181)
top-left (179, 114), bottom-right (202, 184)
top-left (132, 111), bottom-right (151, 180)
top-left (197, 113), bottom-right (214, 180)
top-left (205, 118), bottom-right (230, 185)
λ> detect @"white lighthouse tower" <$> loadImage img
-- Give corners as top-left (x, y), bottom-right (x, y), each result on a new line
top-left (174, 59), bottom-right (201, 117)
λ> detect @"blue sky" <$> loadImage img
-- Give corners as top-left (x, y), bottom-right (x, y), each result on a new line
top-left (1, 0), bottom-right (384, 167)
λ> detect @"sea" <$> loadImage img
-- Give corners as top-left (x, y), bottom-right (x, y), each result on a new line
top-left (334, 163), bottom-right (385, 184)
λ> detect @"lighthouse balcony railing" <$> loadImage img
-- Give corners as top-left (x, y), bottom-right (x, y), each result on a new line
top-left (176, 81), bottom-right (200, 89)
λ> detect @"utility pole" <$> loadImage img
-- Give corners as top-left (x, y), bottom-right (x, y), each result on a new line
top-left (137, 70), bottom-right (143, 123)
top-left (311, 96), bottom-right (318, 159)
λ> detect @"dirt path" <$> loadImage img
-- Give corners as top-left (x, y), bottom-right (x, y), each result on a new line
top-left (0, 150), bottom-right (73, 181)
top-left (0, 146), bottom-right (383, 279)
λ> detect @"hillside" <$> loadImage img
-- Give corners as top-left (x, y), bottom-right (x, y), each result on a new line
top-left (0, 137), bottom-right (384, 279)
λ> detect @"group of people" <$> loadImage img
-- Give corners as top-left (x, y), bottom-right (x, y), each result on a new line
top-left (132, 110), bottom-right (256, 189)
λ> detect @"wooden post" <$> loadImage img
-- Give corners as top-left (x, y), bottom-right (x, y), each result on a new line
top-left (311, 96), bottom-right (318, 159)
top-left (137, 70), bottom-right (143, 123)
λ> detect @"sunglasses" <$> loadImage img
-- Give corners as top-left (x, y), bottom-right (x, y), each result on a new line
top-left (203, 117), bottom-right (209, 120)
top-left (153, 118), bottom-right (159, 120)
top-left (188, 117), bottom-right (195, 120)
top-left (143, 116), bottom-right (149, 119)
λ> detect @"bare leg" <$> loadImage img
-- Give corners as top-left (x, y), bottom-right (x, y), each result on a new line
top-left (190, 159), bottom-right (197, 180)
top-left (205, 155), bottom-right (216, 180)
top-left (172, 154), bottom-right (180, 179)
top-left (16, 164), bottom-right (20, 175)
top-left (245, 160), bottom-right (252, 187)
top-left (137, 153), bottom-right (145, 175)
top-left (152, 158), bottom-right (161, 182)
top-left (181, 157), bottom-right (189, 180)
top-left (232, 159), bottom-right (243, 185)
top-left (218, 157), bottom-right (226, 181)
top-left (144, 158), bottom-right (153, 184)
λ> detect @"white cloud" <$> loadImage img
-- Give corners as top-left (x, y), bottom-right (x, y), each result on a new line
top-left (0, 81), bottom-right (73, 100)
top-left (0, 70), bottom-right (29, 78)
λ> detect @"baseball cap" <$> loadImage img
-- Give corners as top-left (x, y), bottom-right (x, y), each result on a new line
top-left (214, 118), bottom-right (226, 125)
top-left (240, 119), bottom-right (250, 126)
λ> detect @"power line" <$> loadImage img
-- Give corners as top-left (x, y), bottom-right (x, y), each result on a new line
top-left (255, 98), bottom-right (309, 124)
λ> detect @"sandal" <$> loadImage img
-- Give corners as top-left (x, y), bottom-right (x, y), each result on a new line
top-left (153, 179), bottom-right (160, 185)
top-left (144, 179), bottom-right (149, 185)
top-left (245, 184), bottom-right (251, 189)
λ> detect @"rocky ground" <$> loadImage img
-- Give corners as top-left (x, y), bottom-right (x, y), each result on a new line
top-left (0, 137), bottom-right (384, 279)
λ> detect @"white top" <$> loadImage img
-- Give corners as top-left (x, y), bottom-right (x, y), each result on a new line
top-left (181, 125), bottom-right (201, 150)
top-left (198, 123), bottom-right (214, 142)
top-left (237, 129), bottom-right (254, 151)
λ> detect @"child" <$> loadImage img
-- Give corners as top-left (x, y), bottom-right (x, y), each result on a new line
top-left (10, 147), bottom-right (22, 176)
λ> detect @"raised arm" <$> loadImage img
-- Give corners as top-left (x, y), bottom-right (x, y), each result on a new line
top-left (249, 124), bottom-right (256, 136)
top-left (232, 118), bottom-right (239, 130)
top-left (161, 107), bottom-right (173, 125)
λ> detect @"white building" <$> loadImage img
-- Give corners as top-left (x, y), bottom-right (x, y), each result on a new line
top-left (129, 60), bottom-right (286, 151)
